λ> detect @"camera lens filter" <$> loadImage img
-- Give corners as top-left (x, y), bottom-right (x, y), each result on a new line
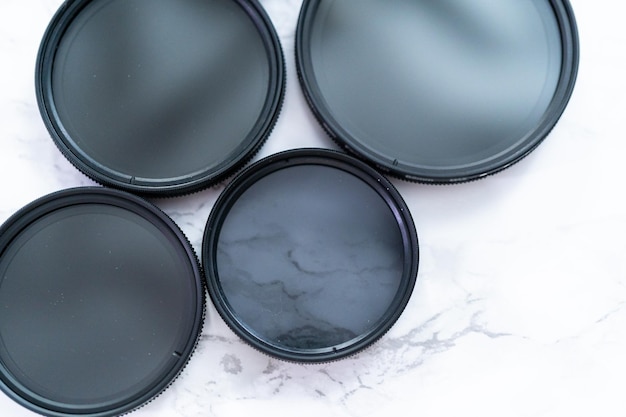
top-left (5, 0), bottom-right (582, 414)
top-left (203, 149), bottom-right (419, 362)
top-left (0, 188), bottom-right (204, 416)
top-left (296, 0), bottom-right (579, 182)
top-left (36, 0), bottom-right (285, 196)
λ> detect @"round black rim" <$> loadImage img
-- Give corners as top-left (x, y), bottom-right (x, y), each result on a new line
top-left (36, 0), bottom-right (285, 196)
top-left (0, 187), bottom-right (204, 416)
top-left (295, 0), bottom-right (579, 183)
top-left (202, 148), bottom-right (419, 363)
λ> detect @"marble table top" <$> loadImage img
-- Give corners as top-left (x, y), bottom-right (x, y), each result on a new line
top-left (1, 0), bottom-right (625, 416)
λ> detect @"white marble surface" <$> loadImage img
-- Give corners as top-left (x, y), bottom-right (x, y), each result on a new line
top-left (1, 0), bottom-right (625, 416)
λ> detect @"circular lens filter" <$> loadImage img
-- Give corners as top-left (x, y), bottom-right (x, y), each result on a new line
top-left (0, 188), bottom-right (204, 416)
top-left (203, 149), bottom-right (419, 362)
top-left (296, 0), bottom-right (579, 183)
top-left (36, 0), bottom-right (285, 196)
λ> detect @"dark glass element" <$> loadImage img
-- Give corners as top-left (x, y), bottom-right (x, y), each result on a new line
top-left (203, 149), bottom-right (419, 362)
top-left (36, 0), bottom-right (284, 196)
top-left (0, 188), bottom-right (204, 416)
top-left (296, 0), bottom-right (579, 182)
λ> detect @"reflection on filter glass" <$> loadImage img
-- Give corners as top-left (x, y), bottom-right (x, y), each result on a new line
top-left (306, 0), bottom-right (566, 169)
top-left (217, 165), bottom-right (405, 350)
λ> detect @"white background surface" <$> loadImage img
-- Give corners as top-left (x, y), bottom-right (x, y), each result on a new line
top-left (1, 0), bottom-right (625, 416)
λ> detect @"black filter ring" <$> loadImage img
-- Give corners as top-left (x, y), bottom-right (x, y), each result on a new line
top-left (0, 187), bottom-right (204, 416)
top-left (202, 148), bottom-right (419, 363)
top-left (296, 0), bottom-right (579, 183)
top-left (36, 0), bottom-right (285, 196)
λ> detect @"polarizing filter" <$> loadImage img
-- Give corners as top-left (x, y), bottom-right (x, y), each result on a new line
top-left (36, 0), bottom-right (285, 196)
top-left (296, 0), bottom-right (579, 182)
top-left (203, 149), bottom-right (419, 362)
top-left (0, 188), bottom-right (204, 416)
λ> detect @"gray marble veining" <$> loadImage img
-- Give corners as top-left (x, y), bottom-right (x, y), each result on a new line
top-left (216, 165), bottom-right (404, 350)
